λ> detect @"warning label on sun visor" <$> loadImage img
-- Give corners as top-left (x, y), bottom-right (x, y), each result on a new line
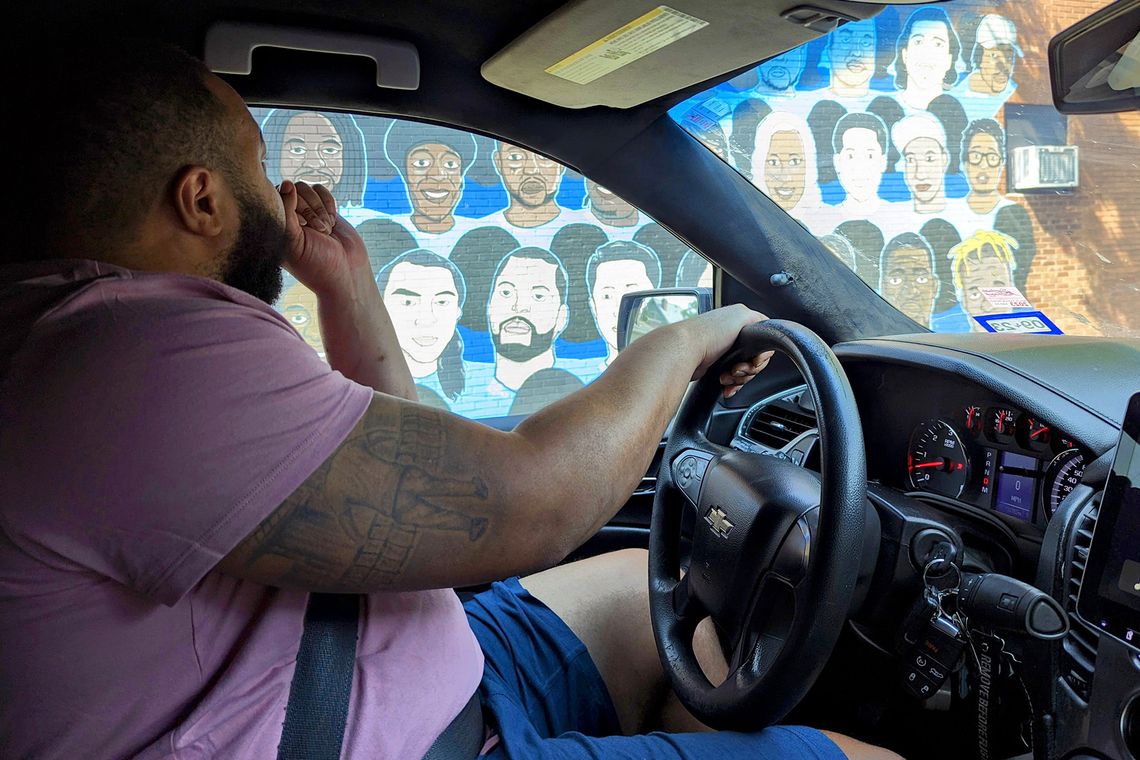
top-left (545, 6), bottom-right (709, 85)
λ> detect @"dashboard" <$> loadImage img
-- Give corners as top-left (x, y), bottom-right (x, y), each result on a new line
top-left (731, 374), bottom-right (1087, 533)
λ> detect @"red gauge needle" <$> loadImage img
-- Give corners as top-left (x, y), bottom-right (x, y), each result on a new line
top-left (911, 461), bottom-right (945, 470)
top-left (1030, 426), bottom-right (1050, 439)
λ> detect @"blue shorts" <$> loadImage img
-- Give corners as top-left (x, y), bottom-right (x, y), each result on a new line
top-left (463, 578), bottom-right (845, 759)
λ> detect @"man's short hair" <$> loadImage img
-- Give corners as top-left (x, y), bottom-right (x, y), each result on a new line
top-left (491, 247), bottom-right (569, 305)
top-left (892, 7), bottom-right (962, 89)
top-left (961, 118), bottom-right (1005, 158)
top-left (832, 112), bottom-right (889, 155)
top-left (15, 39), bottom-right (236, 262)
top-left (260, 109), bottom-right (369, 206)
top-left (383, 121), bottom-right (477, 176)
top-left (586, 241), bottom-right (663, 293)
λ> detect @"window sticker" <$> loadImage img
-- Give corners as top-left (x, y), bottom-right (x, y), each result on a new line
top-left (974, 311), bottom-right (1063, 334)
top-left (545, 6), bottom-right (709, 85)
top-left (978, 285), bottom-right (1031, 309)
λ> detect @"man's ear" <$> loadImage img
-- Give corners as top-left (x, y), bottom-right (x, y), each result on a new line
top-left (491, 150), bottom-right (504, 178)
top-left (171, 165), bottom-right (228, 239)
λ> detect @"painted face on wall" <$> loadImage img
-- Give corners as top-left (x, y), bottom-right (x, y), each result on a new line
top-left (960, 246), bottom-right (1014, 318)
top-left (834, 127), bottom-right (886, 203)
top-left (901, 20), bottom-right (954, 92)
top-left (764, 130), bottom-right (807, 211)
top-left (279, 113), bottom-right (344, 189)
top-left (903, 137), bottom-right (948, 205)
top-left (965, 132), bottom-right (1004, 195)
top-left (881, 247), bottom-right (938, 326)
top-left (586, 180), bottom-right (637, 219)
top-left (591, 259), bottom-right (655, 351)
top-left (830, 24), bottom-right (877, 92)
top-left (757, 48), bottom-right (806, 92)
top-left (975, 45), bottom-right (1015, 94)
top-left (404, 143), bottom-right (464, 221)
top-left (495, 144), bottom-right (563, 208)
top-left (383, 262), bottom-right (461, 369)
top-left (279, 281), bottom-right (325, 357)
top-left (488, 257), bottom-right (566, 362)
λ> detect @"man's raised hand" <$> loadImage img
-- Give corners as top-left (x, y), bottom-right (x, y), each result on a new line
top-left (280, 180), bottom-right (372, 299)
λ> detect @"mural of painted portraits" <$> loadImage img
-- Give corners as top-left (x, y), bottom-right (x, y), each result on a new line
top-left (256, 3), bottom-right (1051, 422)
top-left (251, 103), bottom-right (704, 420)
top-left (667, 2), bottom-right (1043, 337)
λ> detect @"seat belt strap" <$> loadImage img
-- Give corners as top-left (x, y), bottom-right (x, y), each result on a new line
top-left (277, 593), bottom-right (362, 760)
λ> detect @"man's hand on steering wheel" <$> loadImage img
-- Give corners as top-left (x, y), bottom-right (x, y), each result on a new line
top-left (683, 305), bottom-right (776, 398)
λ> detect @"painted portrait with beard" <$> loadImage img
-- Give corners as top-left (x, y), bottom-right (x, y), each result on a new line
top-left (486, 247), bottom-right (569, 390)
top-left (492, 142), bottom-right (565, 228)
top-left (753, 48), bottom-right (807, 97)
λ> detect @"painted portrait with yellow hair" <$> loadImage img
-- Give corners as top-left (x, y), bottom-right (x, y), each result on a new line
top-left (948, 229), bottom-right (1018, 329)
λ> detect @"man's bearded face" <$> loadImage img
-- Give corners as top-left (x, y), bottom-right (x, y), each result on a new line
top-left (222, 181), bottom-right (290, 305)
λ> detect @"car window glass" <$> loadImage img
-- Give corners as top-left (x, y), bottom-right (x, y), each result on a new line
top-left (671, 0), bottom-right (1139, 338)
top-left (252, 109), bottom-right (713, 421)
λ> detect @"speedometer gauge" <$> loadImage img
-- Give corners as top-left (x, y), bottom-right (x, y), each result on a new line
top-left (1042, 449), bottom-right (1084, 520)
top-left (908, 420), bottom-right (970, 499)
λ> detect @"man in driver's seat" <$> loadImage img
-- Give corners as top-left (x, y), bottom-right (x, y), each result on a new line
top-left (0, 42), bottom-right (897, 759)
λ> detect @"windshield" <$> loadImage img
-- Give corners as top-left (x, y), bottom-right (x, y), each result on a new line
top-left (671, 0), bottom-right (1139, 337)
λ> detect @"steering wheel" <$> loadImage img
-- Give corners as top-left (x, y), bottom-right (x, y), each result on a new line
top-left (649, 319), bottom-right (869, 731)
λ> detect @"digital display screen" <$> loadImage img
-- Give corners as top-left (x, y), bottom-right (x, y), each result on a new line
top-left (994, 451), bottom-right (1038, 521)
top-left (1079, 392), bottom-right (1140, 651)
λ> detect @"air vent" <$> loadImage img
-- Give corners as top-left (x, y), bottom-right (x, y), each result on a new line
top-left (1062, 498), bottom-right (1100, 702)
top-left (746, 403), bottom-right (816, 449)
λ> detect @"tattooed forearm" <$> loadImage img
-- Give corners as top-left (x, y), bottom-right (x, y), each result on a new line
top-left (228, 403), bottom-right (492, 591)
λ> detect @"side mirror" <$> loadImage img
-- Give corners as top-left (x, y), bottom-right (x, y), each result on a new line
top-left (617, 288), bottom-right (714, 351)
top-left (1049, 0), bottom-right (1139, 114)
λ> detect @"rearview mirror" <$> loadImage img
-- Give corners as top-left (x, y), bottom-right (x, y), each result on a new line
top-left (1049, 0), bottom-right (1139, 114)
top-left (617, 288), bottom-right (714, 351)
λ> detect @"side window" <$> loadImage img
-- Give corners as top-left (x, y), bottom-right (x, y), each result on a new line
top-left (251, 109), bottom-right (713, 421)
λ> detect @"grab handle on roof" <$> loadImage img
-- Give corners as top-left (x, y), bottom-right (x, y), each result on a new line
top-left (204, 21), bottom-right (420, 90)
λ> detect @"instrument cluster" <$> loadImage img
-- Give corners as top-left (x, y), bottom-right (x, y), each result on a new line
top-left (907, 405), bottom-right (1085, 526)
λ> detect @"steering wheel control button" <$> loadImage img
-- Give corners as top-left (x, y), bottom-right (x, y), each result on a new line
top-left (672, 451), bottom-right (712, 506)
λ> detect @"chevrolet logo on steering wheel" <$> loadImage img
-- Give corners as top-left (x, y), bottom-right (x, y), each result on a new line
top-left (704, 506), bottom-right (734, 538)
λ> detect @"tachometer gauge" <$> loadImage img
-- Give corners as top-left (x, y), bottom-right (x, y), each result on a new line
top-left (908, 420), bottom-right (970, 499)
top-left (1042, 449), bottom-right (1085, 520)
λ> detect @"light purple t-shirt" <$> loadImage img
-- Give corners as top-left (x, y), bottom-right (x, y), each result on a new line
top-left (0, 260), bottom-right (484, 759)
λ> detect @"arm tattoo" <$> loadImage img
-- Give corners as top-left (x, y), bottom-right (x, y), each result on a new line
top-left (239, 405), bottom-right (489, 589)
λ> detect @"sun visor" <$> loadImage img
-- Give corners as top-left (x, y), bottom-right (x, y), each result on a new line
top-left (482, 0), bottom-right (888, 109)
